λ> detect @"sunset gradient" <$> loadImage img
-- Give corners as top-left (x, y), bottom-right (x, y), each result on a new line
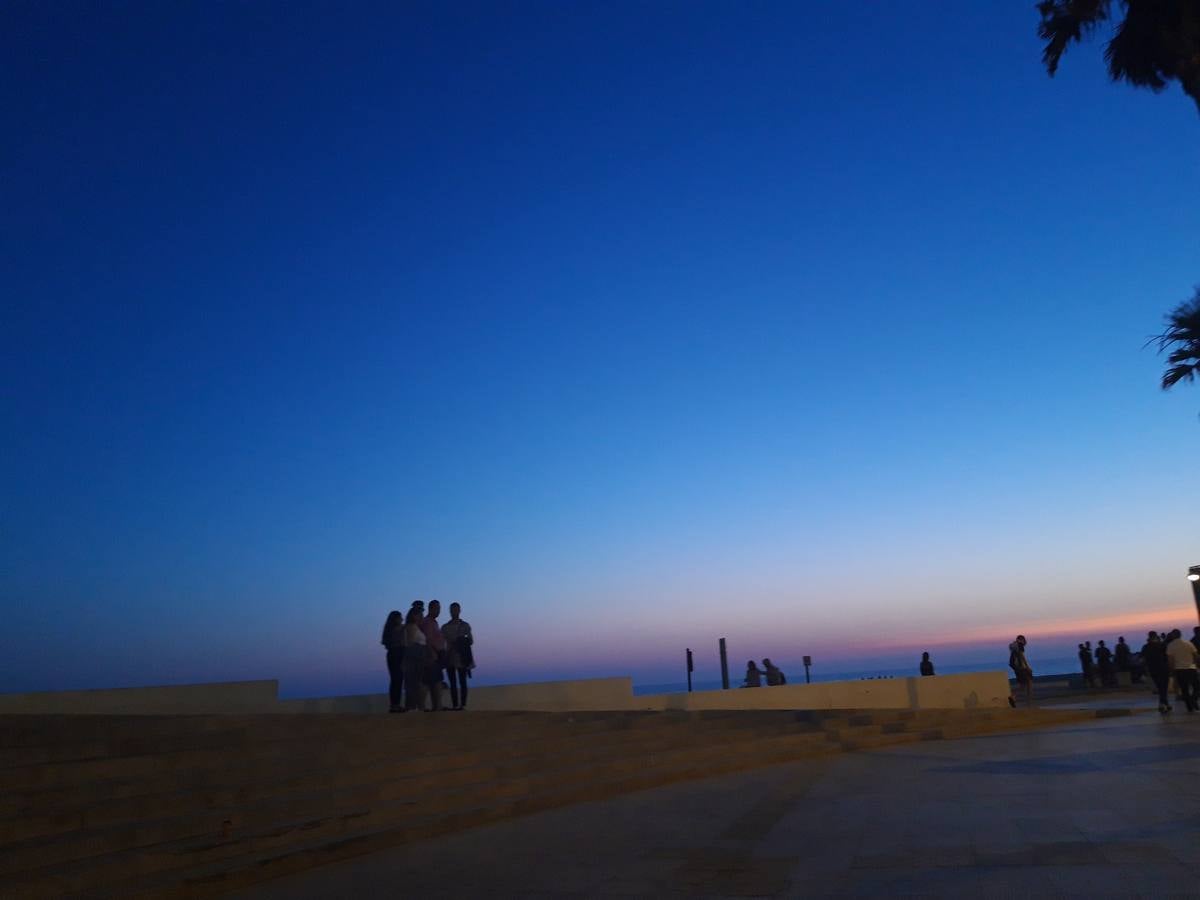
top-left (2, 2), bottom-right (1198, 699)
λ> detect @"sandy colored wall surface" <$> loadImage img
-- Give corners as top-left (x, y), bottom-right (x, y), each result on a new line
top-left (0, 679), bottom-right (279, 714)
top-left (0, 671), bottom-right (1010, 714)
top-left (632, 671), bottom-right (1011, 712)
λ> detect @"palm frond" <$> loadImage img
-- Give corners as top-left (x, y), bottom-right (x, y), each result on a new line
top-left (1106, 0), bottom-right (1185, 91)
top-left (1038, 0), bottom-right (1114, 76)
top-left (1152, 289), bottom-right (1200, 392)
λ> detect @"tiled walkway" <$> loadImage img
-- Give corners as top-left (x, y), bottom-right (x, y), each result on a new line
top-left (240, 712), bottom-right (1200, 898)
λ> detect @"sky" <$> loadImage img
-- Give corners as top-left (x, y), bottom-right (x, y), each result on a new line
top-left (2, 2), bottom-right (1198, 698)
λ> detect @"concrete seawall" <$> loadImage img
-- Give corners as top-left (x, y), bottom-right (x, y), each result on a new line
top-left (0, 670), bottom-right (1010, 714)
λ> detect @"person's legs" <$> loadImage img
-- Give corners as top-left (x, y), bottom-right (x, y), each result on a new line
top-left (1180, 670), bottom-right (1200, 711)
top-left (1153, 671), bottom-right (1170, 710)
top-left (404, 661), bottom-right (424, 710)
top-left (426, 664), bottom-right (443, 711)
top-left (448, 667), bottom-right (461, 709)
top-left (387, 649), bottom-right (404, 710)
top-left (458, 667), bottom-right (469, 708)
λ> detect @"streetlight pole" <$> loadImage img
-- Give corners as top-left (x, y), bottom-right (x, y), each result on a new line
top-left (719, 638), bottom-right (729, 690)
top-left (1189, 565), bottom-right (1200, 624)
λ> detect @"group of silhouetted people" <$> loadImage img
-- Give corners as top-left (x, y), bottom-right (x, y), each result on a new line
top-left (380, 600), bottom-right (475, 712)
top-left (1010, 628), bottom-right (1200, 713)
top-left (742, 658), bottom-right (787, 687)
top-left (1076, 637), bottom-right (1137, 688)
top-left (1139, 628), bottom-right (1200, 714)
top-left (1076, 630), bottom-right (1200, 713)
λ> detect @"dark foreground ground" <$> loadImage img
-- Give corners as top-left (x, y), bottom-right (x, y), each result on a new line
top-left (237, 709), bottom-right (1200, 898)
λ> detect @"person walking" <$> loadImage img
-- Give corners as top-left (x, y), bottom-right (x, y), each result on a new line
top-left (742, 661), bottom-right (763, 688)
top-left (919, 652), bottom-right (935, 677)
top-left (381, 610), bottom-right (405, 713)
top-left (1141, 631), bottom-right (1171, 713)
top-left (441, 602), bottom-right (474, 711)
top-left (401, 608), bottom-right (427, 711)
top-left (1096, 640), bottom-right (1115, 687)
top-left (1009, 635), bottom-right (1034, 707)
top-left (422, 600), bottom-right (447, 711)
top-left (1166, 629), bottom-right (1200, 713)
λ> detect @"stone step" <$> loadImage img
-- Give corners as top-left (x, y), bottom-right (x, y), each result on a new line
top-left (0, 709), bottom-right (813, 753)
top-left (1, 710), bottom-right (817, 815)
top-left (8, 729), bottom-right (838, 898)
top-left (0, 716), bottom-right (819, 847)
top-left (5, 707), bottom-right (1125, 897)
top-left (0, 710), bottom-right (816, 794)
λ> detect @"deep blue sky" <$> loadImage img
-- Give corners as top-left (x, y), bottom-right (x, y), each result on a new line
top-left (3, 2), bottom-right (1198, 697)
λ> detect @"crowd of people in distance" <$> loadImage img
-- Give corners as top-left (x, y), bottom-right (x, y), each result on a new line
top-left (1137, 628), bottom-right (1200, 714)
top-left (1008, 628), bottom-right (1200, 713)
top-left (1076, 637), bottom-right (1137, 688)
top-left (380, 600), bottom-right (475, 713)
top-left (742, 658), bottom-right (787, 687)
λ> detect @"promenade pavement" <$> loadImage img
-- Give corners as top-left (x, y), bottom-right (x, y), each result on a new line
top-left (238, 711), bottom-right (1200, 898)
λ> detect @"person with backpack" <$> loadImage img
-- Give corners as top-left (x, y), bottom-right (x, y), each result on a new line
top-left (441, 602), bottom-right (474, 711)
top-left (1009, 635), bottom-right (1033, 706)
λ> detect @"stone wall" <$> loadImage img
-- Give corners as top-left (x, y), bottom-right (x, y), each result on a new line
top-left (0, 671), bottom-right (1011, 714)
top-left (0, 679), bottom-right (279, 714)
top-left (632, 670), bottom-right (1011, 712)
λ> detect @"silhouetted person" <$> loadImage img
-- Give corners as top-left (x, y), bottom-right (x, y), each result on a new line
top-left (1078, 643), bottom-right (1095, 688)
top-left (441, 602), bottom-right (474, 711)
top-left (1009, 635), bottom-right (1033, 706)
top-left (1096, 640), bottom-right (1115, 687)
top-left (402, 608), bottom-right (427, 711)
top-left (1192, 626), bottom-right (1200, 655)
top-left (1166, 629), bottom-right (1199, 713)
top-left (381, 610), bottom-right (405, 713)
top-left (743, 661), bottom-right (762, 688)
top-left (1141, 631), bottom-right (1170, 713)
top-left (919, 652), bottom-right (934, 677)
top-left (1114, 636), bottom-right (1132, 678)
top-left (762, 658), bottom-right (785, 686)
top-left (422, 600), bottom-right (447, 711)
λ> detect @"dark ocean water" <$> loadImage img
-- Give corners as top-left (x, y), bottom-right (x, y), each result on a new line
top-left (632, 656), bottom-right (1082, 696)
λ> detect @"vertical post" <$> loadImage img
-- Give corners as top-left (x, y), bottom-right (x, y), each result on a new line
top-left (719, 638), bottom-right (729, 690)
top-left (686, 648), bottom-right (694, 693)
top-left (803, 655), bottom-right (812, 684)
top-left (1190, 566), bottom-right (1200, 624)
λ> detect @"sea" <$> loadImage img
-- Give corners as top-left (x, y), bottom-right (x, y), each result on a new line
top-left (631, 656), bottom-right (1083, 695)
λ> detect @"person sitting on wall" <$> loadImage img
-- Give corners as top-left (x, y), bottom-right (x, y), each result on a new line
top-left (762, 659), bottom-right (786, 686)
top-left (742, 660), bottom-right (763, 688)
top-left (919, 652), bottom-right (935, 676)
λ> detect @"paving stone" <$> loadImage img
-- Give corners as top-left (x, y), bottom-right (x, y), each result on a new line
top-left (227, 712), bottom-right (1200, 898)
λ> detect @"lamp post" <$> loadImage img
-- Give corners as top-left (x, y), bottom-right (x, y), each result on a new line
top-left (1189, 565), bottom-right (1200, 624)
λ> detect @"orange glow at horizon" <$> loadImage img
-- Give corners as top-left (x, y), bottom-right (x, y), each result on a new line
top-left (849, 602), bottom-right (1199, 654)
